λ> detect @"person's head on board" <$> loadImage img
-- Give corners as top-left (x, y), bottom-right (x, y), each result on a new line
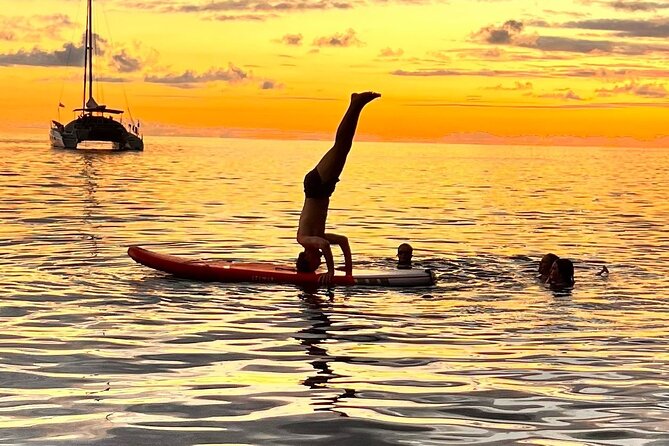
top-left (548, 258), bottom-right (575, 287)
top-left (296, 248), bottom-right (322, 273)
top-left (397, 243), bottom-right (413, 269)
top-left (539, 253), bottom-right (559, 281)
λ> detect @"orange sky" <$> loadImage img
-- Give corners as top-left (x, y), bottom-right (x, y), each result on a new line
top-left (0, 0), bottom-right (667, 146)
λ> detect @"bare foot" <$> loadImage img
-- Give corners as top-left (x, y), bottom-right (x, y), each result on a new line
top-left (351, 91), bottom-right (381, 107)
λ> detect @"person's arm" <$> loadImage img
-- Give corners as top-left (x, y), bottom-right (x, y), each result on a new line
top-left (325, 233), bottom-right (352, 275)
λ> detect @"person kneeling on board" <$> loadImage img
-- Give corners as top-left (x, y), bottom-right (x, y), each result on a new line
top-left (296, 92), bottom-right (381, 286)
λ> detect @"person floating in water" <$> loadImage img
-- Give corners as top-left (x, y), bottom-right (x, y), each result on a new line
top-left (538, 252), bottom-right (574, 288)
top-left (539, 253), bottom-right (609, 288)
top-left (547, 258), bottom-right (575, 288)
top-left (296, 91), bottom-right (381, 285)
top-left (538, 253), bottom-right (575, 287)
top-left (397, 243), bottom-right (413, 269)
top-left (538, 253), bottom-right (559, 282)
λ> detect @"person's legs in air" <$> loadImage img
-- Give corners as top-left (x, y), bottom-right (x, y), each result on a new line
top-left (315, 92), bottom-right (381, 184)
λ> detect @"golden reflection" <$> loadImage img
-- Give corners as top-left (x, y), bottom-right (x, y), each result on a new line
top-left (79, 152), bottom-right (101, 259)
top-left (2, 136), bottom-right (668, 443)
top-left (0, 413), bottom-right (101, 429)
top-left (294, 291), bottom-right (356, 417)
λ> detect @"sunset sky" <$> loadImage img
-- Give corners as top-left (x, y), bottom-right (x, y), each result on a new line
top-left (0, 0), bottom-right (667, 145)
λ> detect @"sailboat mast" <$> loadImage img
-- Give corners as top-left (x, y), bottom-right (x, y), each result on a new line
top-left (82, 0), bottom-right (89, 109)
top-left (87, 0), bottom-right (94, 103)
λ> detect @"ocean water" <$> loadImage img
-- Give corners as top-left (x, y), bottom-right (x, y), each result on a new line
top-left (2, 134), bottom-right (669, 445)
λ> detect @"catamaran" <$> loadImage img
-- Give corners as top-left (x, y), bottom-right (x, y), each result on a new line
top-left (50, 0), bottom-right (143, 151)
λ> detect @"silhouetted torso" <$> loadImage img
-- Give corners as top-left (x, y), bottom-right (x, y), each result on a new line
top-left (298, 197), bottom-right (329, 238)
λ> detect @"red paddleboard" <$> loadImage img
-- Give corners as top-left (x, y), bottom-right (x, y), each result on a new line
top-left (128, 246), bottom-right (436, 287)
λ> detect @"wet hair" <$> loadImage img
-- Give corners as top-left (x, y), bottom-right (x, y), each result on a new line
top-left (397, 243), bottom-right (413, 269)
top-left (397, 243), bottom-right (413, 254)
top-left (296, 251), bottom-right (316, 273)
top-left (539, 253), bottom-right (559, 277)
top-left (553, 258), bottom-right (575, 285)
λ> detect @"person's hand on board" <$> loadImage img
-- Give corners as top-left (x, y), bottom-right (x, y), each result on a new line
top-left (319, 270), bottom-right (335, 287)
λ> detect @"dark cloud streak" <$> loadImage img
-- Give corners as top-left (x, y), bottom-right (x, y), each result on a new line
top-left (533, 36), bottom-right (614, 53)
top-left (260, 79), bottom-right (283, 89)
top-left (312, 28), bottom-right (362, 47)
top-left (145, 64), bottom-right (249, 84)
top-left (474, 19), bottom-right (669, 54)
top-left (0, 34), bottom-right (150, 75)
top-left (212, 14), bottom-right (268, 20)
top-left (474, 20), bottom-right (526, 44)
top-left (0, 42), bottom-right (85, 67)
top-left (608, 1), bottom-right (669, 12)
top-left (563, 18), bottom-right (669, 37)
top-left (596, 80), bottom-right (667, 97)
top-left (162, 0), bottom-right (355, 13)
top-left (485, 81), bottom-right (533, 90)
top-left (111, 49), bottom-right (142, 72)
top-left (392, 66), bottom-right (669, 79)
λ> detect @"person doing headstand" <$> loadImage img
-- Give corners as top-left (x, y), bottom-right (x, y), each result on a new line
top-left (296, 91), bottom-right (381, 285)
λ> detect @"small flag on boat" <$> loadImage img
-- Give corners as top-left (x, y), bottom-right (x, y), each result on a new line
top-left (58, 102), bottom-right (65, 108)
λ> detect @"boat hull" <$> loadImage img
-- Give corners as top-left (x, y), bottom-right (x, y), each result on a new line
top-left (50, 116), bottom-right (143, 151)
top-left (49, 128), bottom-right (65, 148)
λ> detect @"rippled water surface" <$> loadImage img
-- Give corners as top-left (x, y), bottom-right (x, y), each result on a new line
top-left (2, 135), bottom-right (669, 445)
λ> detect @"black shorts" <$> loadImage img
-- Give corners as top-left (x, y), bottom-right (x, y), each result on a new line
top-left (304, 168), bottom-right (338, 199)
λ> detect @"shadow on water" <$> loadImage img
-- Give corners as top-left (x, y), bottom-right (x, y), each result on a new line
top-left (295, 290), bottom-right (357, 418)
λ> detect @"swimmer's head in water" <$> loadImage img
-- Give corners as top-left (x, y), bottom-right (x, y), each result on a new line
top-left (539, 253), bottom-right (559, 280)
top-left (296, 248), bottom-right (322, 273)
top-left (548, 258), bottom-right (575, 287)
top-left (397, 243), bottom-right (413, 269)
